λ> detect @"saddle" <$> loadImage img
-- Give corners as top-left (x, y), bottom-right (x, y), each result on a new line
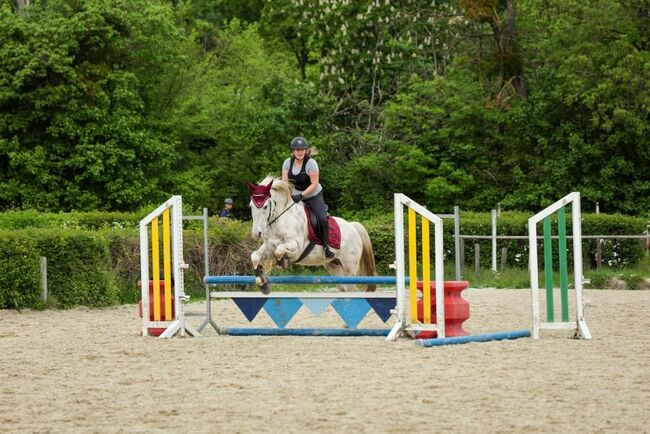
top-left (304, 207), bottom-right (341, 249)
top-left (287, 208), bottom-right (342, 266)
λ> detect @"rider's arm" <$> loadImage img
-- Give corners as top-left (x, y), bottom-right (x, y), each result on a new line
top-left (301, 170), bottom-right (319, 197)
top-left (282, 169), bottom-right (289, 181)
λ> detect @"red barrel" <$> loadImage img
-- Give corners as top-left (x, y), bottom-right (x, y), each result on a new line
top-left (416, 280), bottom-right (470, 339)
top-left (137, 280), bottom-right (175, 337)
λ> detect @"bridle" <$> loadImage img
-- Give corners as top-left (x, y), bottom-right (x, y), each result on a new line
top-left (248, 179), bottom-right (297, 230)
top-left (267, 200), bottom-right (296, 227)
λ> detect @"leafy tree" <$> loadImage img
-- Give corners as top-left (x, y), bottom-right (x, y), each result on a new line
top-left (0, 0), bottom-right (188, 211)
top-left (166, 19), bottom-right (332, 212)
top-left (501, 0), bottom-right (650, 214)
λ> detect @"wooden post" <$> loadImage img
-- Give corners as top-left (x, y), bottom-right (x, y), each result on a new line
top-left (474, 244), bottom-right (480, 275)
top-left (491, 210), bottom-right (497, 272)
top-left (40, 256), bottom-right (47, 302)
top-left (501, 247), bottom-right (508, 270)
top-left (596, 202), bottom-right (602, 269)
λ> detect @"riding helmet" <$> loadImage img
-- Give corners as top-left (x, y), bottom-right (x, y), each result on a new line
top-left (290, 137), bottom-right (308, 149)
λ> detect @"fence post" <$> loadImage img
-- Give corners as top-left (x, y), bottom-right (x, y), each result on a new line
top-left (474, 244), bottom-right (480, 275)
top-left (454, 206), bottom-right (461, 280)
top-left (491, 209), bottom-right (497, 272)
top-left (596, 202), bottom-right (602, 269)
top-left (460, 238), bottom-right (465, 270)
top-left (501, 247), bottom-right (508, 270)
top-left (40, 256), bottom-right (47, 302)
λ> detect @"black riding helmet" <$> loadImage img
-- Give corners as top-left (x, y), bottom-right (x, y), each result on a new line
top-left (290, 137), bottom-right (308, 149)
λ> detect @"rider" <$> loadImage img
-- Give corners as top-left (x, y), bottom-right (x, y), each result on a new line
top-left (282, 136), bottom-right (335, 259)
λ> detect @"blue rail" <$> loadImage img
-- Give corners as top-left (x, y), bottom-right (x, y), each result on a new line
top-left (415, 329), bottom-right (531, 347)
top-left (205, 275), bottom-right (408, 285)
top-left (222, 327), bottom-right (391, 337)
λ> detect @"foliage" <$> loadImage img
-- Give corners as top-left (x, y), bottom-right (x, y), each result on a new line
top-left (0, 228), bottom-right (119, 308)
top-left (0, 0), bottom-right (186, 211)
top-left (0, 0), bottom-right (648, 219)
top-left (0, 209), bottom-right (140, 229)
top-left (0, 231), bottom-right (40, 308)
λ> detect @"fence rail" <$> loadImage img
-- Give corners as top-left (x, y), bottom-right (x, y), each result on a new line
top-left (460, 235), bottom-right (649, 240)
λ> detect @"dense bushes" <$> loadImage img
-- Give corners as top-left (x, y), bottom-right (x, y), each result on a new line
top-left (0, 210), bottom-right (646, 309)
top-left (0, 232), bottom-right (40, 308)
top-left (0, 229), bottom-right (119, 309)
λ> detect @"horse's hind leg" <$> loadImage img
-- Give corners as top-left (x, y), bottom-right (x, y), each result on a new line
top-left (325, 258), bottom-right (358, 292)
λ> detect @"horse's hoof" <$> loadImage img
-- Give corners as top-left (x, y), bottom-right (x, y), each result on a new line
top-left (260, 282), bottom-right (271, 294)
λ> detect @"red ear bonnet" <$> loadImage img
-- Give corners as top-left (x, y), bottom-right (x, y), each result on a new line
top-left (247, 180), bottom-right (273, 208)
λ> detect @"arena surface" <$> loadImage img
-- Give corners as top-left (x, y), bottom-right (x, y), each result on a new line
top-left (1, 288), bottom-right (648, 433)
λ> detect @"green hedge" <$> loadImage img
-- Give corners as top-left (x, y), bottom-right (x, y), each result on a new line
top-left (0, 209), bottom-right (141, 230)
top-left (0, 229), bottom-right (119, 309)
top-left (0, 210), bottom-right (646, 309)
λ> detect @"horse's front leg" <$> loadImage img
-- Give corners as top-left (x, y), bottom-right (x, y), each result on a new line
top-left (251, 243), bottom-right (274, 294)
top-left (274, 240), bottom-right (301, 266)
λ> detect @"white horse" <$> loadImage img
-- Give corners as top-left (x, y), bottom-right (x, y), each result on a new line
top-left (247, 176), bottom-right (377, 293)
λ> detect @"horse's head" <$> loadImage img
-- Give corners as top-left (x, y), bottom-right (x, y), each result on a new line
top-left (247, 176), bottom-right (293, 239)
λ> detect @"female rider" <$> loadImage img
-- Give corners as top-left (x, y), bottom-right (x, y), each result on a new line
top-left (282, 137), bottom-right (335, 259)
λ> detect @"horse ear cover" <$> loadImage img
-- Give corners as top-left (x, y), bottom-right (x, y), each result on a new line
top-left (248, 180), bottom-right (274, 208)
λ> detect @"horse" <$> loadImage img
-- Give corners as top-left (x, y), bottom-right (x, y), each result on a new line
top-left (247, 176), bottom-right (377, 294)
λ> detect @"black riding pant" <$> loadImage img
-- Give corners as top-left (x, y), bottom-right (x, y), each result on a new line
top-left (302, 192), bottom-right (330, 247)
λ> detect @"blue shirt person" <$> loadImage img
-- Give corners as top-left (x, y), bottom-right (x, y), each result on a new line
top-left (219, 198), bottom-right (235, 219)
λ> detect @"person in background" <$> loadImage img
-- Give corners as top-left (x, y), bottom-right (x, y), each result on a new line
top-left (219, 198), bottom-right (235, 219)
top-left (282, 136), bottom-right (335, 259)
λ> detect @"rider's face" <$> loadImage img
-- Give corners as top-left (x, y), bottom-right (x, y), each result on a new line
top-left (292, 148), bottom-right (306, 160)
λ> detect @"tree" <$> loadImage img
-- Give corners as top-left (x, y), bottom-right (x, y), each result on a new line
top-left (0, 0), bottom-right (186, 211)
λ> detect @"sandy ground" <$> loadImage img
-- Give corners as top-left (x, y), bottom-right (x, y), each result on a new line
top-left (1, 288), bottom-right (649, 433)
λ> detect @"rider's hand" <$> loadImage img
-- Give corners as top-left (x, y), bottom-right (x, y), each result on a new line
top-left (291, 193), bottom-right (303, 203)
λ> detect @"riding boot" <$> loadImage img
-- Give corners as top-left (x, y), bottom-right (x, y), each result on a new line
top-left (320, 219), bottom-right (335, 259)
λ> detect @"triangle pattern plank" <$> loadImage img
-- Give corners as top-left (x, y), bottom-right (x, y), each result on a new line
top-left (263, 298), bottom-right (303, 329)
top-left (366, 298), bottom-right (396, 323)
top-left (300, 298), bottom-right (334, 316)
top-left (232, 297), bottom-right (268, 322)
top-left (331, 299), bottom-right (371, 329)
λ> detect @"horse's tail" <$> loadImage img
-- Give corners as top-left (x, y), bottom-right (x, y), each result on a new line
top-left (351, 222), bottom-right (377, 292)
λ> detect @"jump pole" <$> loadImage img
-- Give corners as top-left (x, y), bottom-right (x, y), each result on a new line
top-left (205, 275), bottom-right (406, 285)
top-left (225, 328), bottom-right (390, 337)
top-left (415, 329), bottom-right (531, 347)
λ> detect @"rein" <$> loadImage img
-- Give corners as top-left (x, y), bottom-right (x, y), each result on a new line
top-left (267, 199), bottom-right (296, 227)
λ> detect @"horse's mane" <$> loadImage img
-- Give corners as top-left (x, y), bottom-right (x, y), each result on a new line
top-left (260, 175), bottom-right (293, 204)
